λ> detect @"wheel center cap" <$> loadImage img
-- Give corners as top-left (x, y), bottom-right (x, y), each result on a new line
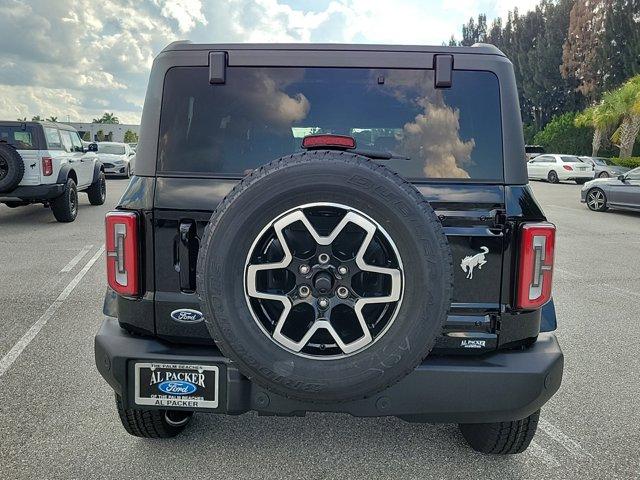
top-left (313, 271), bottom-right (333, 295)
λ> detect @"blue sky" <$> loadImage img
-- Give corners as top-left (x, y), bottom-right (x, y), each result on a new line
top-left (0, 0), bottom-right (539, 123)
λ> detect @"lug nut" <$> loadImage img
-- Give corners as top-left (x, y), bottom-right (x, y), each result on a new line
top-left (338, 265), bottom-right (348, 275)
top-left (299, 264), bottom-right (310, 275)
top-left (298, 285), bottom-right (311, 298)
top-left (318, 297), bottom-right (329, 309)
top-left (336, 286), bottom-right (349, 299)
top-left (318, 253), bottom-right (330, 264)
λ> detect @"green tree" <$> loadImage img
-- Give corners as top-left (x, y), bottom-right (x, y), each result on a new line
top-left (96, 130), bottom-right (106, 142)
top-left (533, 112), bottom-right (593, 155)
top-left (123, 130), bottom-right (138, 143)
top-left (92, 112), bottom-right (120, 124)
top-left (31, 115), bottom-right (42, 121)
top-left (561, 0), bottom-right (606, 100)
top-left (17, 117), bottom-right (26, 121)
top-left (610, 76), bottom-right (640, 158)
top-left (46, 116), bottom-right (58, 122)
top-left (81, 131), bottom-right (91, 141)
top-left (523, 123), bottom-right (539, 144)
top-left (461, 14), bottom-right (487, 46)
top-left (598, 0), bottom-right (640, 92)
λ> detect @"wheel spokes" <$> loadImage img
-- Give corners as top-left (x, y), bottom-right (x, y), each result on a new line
top-left (246, 205), bottom-right (402, 356)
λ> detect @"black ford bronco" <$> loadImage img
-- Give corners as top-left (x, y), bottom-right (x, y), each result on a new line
top-left (95, 42), bottom-right (563, 454)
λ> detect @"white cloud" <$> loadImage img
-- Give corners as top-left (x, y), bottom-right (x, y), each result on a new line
top-left (0, 0), bottom-right (536, 123)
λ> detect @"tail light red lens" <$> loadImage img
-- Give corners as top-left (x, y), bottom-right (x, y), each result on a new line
top-left (105, 211), bottom-right (139, 297)
top-left (302, 134), bottom-right (356, 150)
top-left (563, 165), bottom-right (573, 171)
top-left (42, 157), bottom-right (53, 176)
top-left (516, 223), bottom-right (556, 309)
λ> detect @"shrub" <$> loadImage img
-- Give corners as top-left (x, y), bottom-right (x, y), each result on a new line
top-left (611, 157), bottom-right (640, 169)
top-left (533, 112), bottom-right (593, 155)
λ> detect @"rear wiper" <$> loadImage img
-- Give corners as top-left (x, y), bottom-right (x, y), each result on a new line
top-left (347, 148), bottom-right (410, 160)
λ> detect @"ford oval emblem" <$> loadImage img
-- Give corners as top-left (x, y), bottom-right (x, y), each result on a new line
top-left (158, 380), bottom-right (197, 395)
top-left (170, 308), bottom-right (204, 323)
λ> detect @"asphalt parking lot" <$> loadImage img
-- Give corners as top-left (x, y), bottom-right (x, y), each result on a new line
top-left (0, 178), bottom-right (639, 479)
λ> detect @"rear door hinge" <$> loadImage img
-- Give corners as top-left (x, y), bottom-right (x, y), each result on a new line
top-left (434, 54), bottom-right (453, 88)
top-left (209, 51), bottom-right (227, 84)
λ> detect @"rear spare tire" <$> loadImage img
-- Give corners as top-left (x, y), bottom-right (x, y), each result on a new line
top-left (0, 144), bottom-right (25, 192)
top-left (197, 151), bottom-right (453, 402)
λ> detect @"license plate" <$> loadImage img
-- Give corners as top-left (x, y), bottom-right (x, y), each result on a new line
top-left (134, 363), bottom-right (219, 409)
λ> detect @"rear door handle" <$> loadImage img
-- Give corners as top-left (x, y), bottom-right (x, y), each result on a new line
top-left (177, 220), bottom-right (199, 292)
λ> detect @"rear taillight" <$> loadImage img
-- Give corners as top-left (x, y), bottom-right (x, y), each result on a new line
top-left (516, 223), bottom-right (555, 309)
top-left (563, 165), bottom-right (573, 171)
top-left (105, 211), bottom-right (139, 297)
top-left (42, 157), bottom-right (53, 176)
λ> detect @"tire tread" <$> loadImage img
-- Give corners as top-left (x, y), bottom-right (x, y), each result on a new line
top-left (459, 410), bottom-right (540, 454)
top-left (196, 151), bottom-right (453, 403)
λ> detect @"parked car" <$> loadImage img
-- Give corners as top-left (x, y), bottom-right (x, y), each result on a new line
top-left (525, 144), bottom-right (545, 160)
top-left (95, 42), bottom-right (563, 455)
top-left (581, 167), bottom-right (640, 212)
top-left (0, 121), bottom-right (106, 222)
top-left (527, 154), bottom-right (594, 184)
top-left (96, 141), bottom-right (134, 177)
top-left (579, 156), bottom-right (630, 178)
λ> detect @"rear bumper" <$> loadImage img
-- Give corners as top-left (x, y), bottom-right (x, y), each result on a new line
top-left (95, 317), bottom-right (563, 423)
top-left (559, 171), bottom-right (593, 180)
top-left (0, 183), bottom-right (64, 202)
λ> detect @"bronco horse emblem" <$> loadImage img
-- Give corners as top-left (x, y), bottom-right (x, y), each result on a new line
top-left (460, 246), bottom-right (489, 279)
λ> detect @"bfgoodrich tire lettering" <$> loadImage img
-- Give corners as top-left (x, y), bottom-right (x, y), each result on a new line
top-left (197, 151), bottom-right (453, 403)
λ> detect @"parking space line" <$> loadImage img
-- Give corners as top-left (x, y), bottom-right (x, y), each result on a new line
top-left (528, 440), bottom-right (561, 468)
top-left (0, 245), bottom-right (105, 378)
top-left (538, 419), bottom-right (593, 460)
top-left (60, 244), bottom-right (94, 273)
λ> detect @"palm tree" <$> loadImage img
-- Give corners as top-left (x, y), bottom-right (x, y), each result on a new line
top-left (46, 116), bottom-right (58, 122)
top-left (16, 117), bottom-right (26, 122)
top-left (31, 115), bottom-right (42, 121)
top-left (92, 112), bottom-right (120, 124)
top-left (610, 76), bottom-right (640, 158)
top-left (575, 99), bottom-right (619, 156)
top-left (576, 75), bottom-right (640, 158)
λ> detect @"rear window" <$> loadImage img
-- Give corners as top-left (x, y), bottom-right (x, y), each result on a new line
top-left (158, 67), bottom-right (503, 180)
top-left (561, 156), bottom-right (582, 163)
top-left (44, 127), bottom-right (63, 150)
top-left (0, 125), bottom-right (37, 150)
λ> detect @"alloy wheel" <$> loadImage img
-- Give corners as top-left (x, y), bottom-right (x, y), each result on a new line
top-left (244, 203), bottom-right (404, 359)
top-left (587, 190), bottom-right (605, 211)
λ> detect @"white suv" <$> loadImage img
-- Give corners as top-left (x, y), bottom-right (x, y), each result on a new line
top-left (0, 121), bottom-right (106, 222)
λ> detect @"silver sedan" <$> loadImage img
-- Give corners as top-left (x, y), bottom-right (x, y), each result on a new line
top-left (581, 167), bottom-right (640, 212)
top-left (579, 156), bottom-right (630, 178)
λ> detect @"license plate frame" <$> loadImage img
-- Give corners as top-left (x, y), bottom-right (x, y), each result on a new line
top-left (134, 362), bottom-right (220, 409)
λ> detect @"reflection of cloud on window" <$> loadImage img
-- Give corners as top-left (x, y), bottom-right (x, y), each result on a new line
top-left (237, 69), bottom-right (310, 127)
top-left (380, 70), bottom-right (475, 178)
top-left (400, 104), bottom-right (474, 179)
